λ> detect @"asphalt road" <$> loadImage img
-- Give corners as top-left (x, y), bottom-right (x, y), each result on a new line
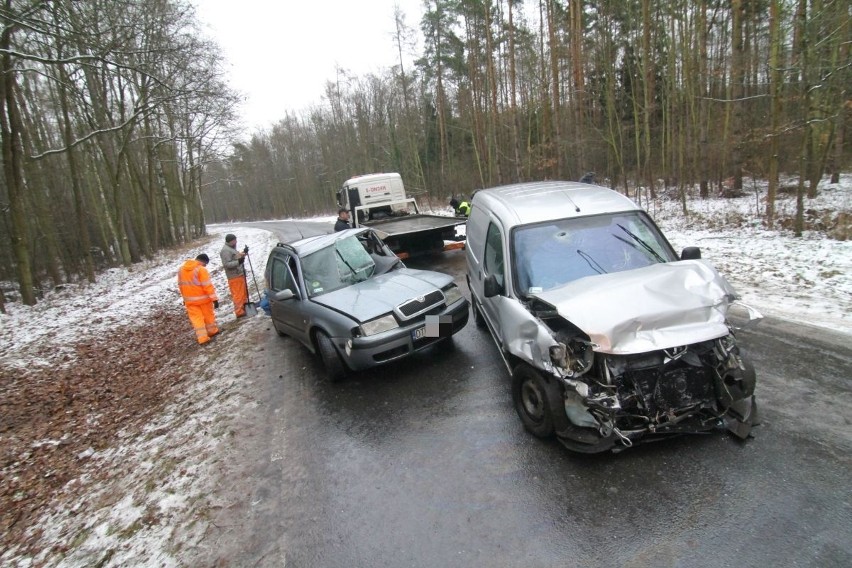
top-left (204, 220), bottom-right (852, 568)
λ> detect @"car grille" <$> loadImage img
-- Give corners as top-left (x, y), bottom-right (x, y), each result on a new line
top-left (395, 290), bottom-right (444, 320)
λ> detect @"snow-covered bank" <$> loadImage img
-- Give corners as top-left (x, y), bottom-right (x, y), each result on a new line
top-left (0, 228), bottom-right (281, 566)
top-left (653, 175), bottom-right (850, 334)
top-left (0, 228), bottom-right (278, 368)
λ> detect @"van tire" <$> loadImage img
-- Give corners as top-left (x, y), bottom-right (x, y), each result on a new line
top-left (512, 364), bottom-right (555, 438)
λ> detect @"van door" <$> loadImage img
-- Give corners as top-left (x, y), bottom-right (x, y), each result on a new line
top-left (480, 220), bottom-right (507, 345)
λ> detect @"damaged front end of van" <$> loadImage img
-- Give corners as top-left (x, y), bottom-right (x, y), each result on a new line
top-left (508, 260), bottom-right (761, 453)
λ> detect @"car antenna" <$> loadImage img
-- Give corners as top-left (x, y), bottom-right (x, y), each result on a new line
top-left (563, 190), bottom-right (581, 213)
top-left (291, 220), bottom-right (305, 240)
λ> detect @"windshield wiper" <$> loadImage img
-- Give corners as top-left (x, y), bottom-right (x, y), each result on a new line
top-left (615, 224), bottom-right (666, 263)
top-left (576, 249), bottom-right (607, 274)
top-left (335, 249), bottom-right (359, 277)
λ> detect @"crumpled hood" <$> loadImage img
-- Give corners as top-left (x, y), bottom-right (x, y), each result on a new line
top-left (531, 260), bottom-right (738, 354)
top-left (311, 268), bottom-right (451, 322)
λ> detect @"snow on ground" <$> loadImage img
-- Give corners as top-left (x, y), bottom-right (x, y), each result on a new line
top-left (0, 177), bottom-right (849, 565)
top-left (0, 228), bottom-right (278, 369)
top-left (0, 228), bottom-right (281, 567)
top-left (650, 175), bottom-right (851, 334)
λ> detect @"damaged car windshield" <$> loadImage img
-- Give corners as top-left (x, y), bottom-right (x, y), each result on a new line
top-left (301, 236), bottom-right (376, 297)
top-left (513, 211), bottom-right (677, 295)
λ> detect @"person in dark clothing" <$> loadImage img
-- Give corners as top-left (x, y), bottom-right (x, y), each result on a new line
top-left (334, 208), bottom-right (352, 232)
top-left (579, 172), bottom-right (596, 184)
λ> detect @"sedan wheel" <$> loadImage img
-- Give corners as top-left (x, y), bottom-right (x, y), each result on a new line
top-left (512, 364), bottom-right (555, 437)
top-left (272, 319), bottom-right (287, 337)
top-left (316, 331), bottom-right (347, 383)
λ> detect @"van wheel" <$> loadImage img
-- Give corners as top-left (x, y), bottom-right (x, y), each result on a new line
top-left (512, 364), bottom-right (555, 438)
top-left (316, 331), bottom-right (346, 383)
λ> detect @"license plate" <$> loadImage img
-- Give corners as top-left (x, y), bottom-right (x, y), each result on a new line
top-left (411, 326), bottom-right (426, 340)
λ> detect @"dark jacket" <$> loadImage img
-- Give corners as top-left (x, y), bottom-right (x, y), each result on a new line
top-left (334, 218), bottom-right (351, 232)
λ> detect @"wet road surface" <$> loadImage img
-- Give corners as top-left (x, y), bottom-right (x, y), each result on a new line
top-left (205, 220), bottom-right (852, 567)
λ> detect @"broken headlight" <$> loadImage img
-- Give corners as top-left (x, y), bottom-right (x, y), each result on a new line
top-left (360, 314), bottom-right (399, 336)
top-left (550, 340), bottom-right (594, 377)
top-left (442, 284), bottom-right (463, 305)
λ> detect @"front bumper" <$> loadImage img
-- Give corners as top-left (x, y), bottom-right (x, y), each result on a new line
top-left (333, 299), bottom-right (469, 372)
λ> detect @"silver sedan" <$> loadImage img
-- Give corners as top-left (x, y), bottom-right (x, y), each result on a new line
top-left (265, 228), bottom-right (469, 381)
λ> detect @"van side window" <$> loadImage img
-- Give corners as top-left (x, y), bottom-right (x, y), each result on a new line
top-left (484, 222), bottom-right (504, 288)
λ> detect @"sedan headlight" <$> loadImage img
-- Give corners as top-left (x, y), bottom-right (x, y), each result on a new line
top-left (443, 284), bottom-right (463, 305)
top-left (360, 314), bottom-right (399, 336)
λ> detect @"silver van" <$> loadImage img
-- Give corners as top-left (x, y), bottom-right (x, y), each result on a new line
top-left (465, 181), bottom-right (760, 453)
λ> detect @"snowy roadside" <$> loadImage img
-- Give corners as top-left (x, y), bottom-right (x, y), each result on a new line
top-left (652, 176), bottom-right (851, 334)
top-left (0, 228), bottom-right (281, 566)
top-left (0, 177), bottom-right (849, 565)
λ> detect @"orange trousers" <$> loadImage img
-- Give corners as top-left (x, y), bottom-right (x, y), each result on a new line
top-left (228, 275), bottom-right (249, 316)
top-left (185, 302), bottom-right (219, 344)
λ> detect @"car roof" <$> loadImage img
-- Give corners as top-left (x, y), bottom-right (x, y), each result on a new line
top-left (472, 181), bottom-right (641, 228)
top-left (276, 227), bottom-right (370, 257)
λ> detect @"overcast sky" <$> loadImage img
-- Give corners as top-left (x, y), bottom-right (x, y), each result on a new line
top-left (193, 0), bottom-right (424, 131)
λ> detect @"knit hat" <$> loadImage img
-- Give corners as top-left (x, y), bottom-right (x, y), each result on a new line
top-left (196, 253), bottom-right (210, 263)
top-left (225, 234), bottom-right (237, 243)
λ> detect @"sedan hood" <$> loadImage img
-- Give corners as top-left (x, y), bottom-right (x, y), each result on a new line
top-left (311, 268), bottom-right (451, 323)
top-left (531, 260), bottom-right (738, 354)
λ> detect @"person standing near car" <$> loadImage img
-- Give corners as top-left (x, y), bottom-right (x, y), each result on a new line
top-left (177, 254), bottom-right (219, 345)
top-left (220, 233), bottom-right (248, 317)
top-left (334, 208), bottom-right (352, 232)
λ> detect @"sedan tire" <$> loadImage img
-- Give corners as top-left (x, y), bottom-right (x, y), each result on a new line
top-left (316, 331), bottom-right (347, 383)
top-left (272, 319), bottom-right (287, 337)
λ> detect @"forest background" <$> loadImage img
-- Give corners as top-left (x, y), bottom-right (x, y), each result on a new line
top-left (0, 0), bottom-right (849, 309)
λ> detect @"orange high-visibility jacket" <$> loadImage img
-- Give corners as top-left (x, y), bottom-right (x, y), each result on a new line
top-left (177, 260), bottom-right (218, 306)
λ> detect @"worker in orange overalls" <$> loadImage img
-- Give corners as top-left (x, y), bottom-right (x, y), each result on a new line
top-left (219, 233), bottom-right (248, 318)
top-left (177, 253), bottom-right (220, 345)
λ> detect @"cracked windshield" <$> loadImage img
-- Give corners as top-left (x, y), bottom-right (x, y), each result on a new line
top-left (302, 236), bottom-right (376, 296)
top-left (514, 211), bottom-right (677, 295)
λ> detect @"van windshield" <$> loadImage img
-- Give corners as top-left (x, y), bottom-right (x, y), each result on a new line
top-left (512, 211), bottom-right (677, 295)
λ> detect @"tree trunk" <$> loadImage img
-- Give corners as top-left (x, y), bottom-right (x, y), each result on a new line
top-left (730, 0), bottom-right (745, 192)
top-left (830, 100), bottom-right (846, 185)
top-left (794, 0), bottom-right (808, 237)
top-left (547, 0), bottom-right (561, 177)
top-left (485, 0), bottom-right (502, 186)
top-left (766, 0), bottom-right (782, 228)
top-left (569, 0), bottom-right (585, 172)
top-left (57, 61), bottom-right (96, 282)
top-left (507, 0), bottom-right (522, 182)
top-left (641, 0), bottom-right (656, 198)
top-left (0, 6), bottom-right (36, 306)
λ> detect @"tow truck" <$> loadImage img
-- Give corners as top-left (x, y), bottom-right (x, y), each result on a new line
top-left (336, 173), bottom-right (466, 259)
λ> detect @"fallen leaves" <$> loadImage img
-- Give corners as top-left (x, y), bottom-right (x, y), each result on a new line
top-left (0, 306), bottom-right (198, 556)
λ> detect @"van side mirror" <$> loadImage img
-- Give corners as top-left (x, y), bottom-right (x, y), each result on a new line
top-left (274, 289), bottom-right (296, 301)
top-left (681, 247), bottom-right (701, 260)
top-left (484, 274), bottom-right (503, 298)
